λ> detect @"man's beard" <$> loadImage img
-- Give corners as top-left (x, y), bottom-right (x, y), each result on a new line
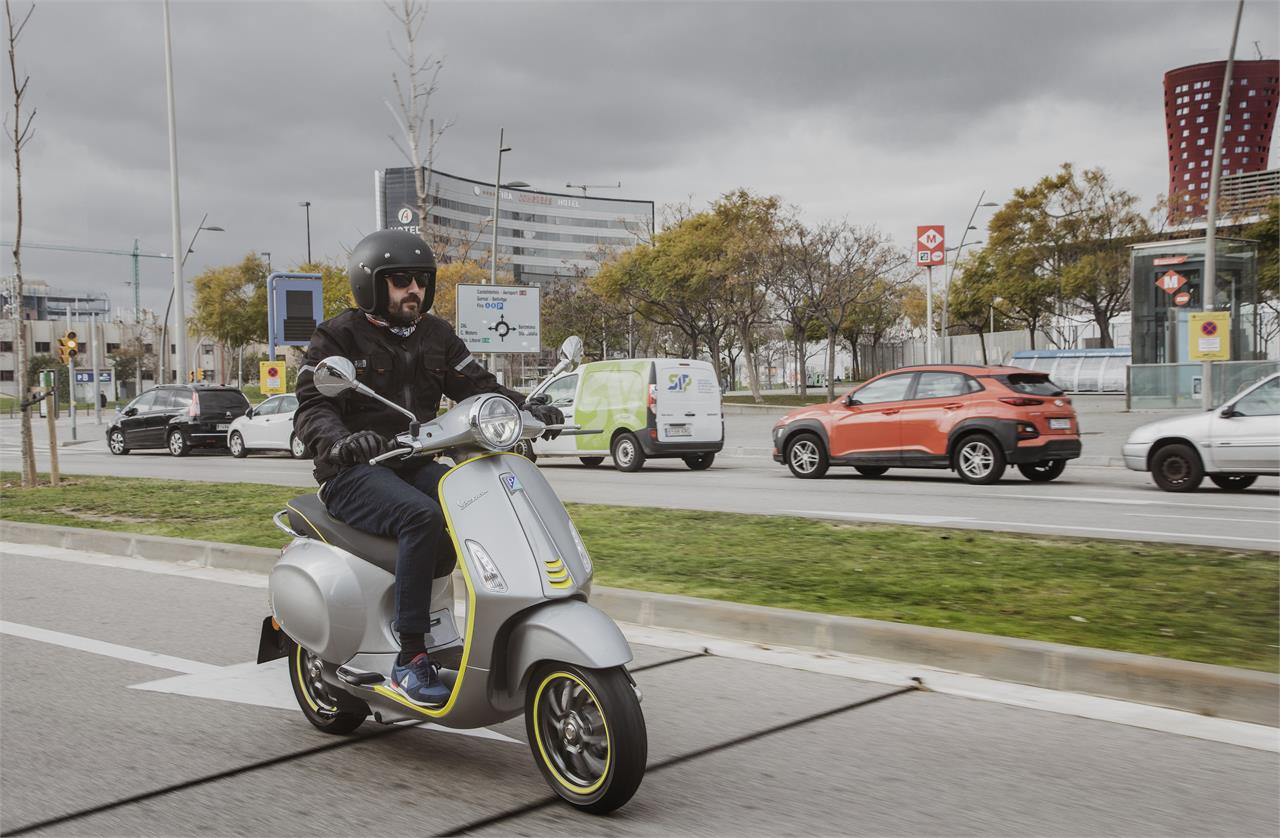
top-left (386, 295), bottom-right (421, 326)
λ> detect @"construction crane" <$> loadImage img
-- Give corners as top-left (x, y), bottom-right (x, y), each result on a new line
top-left (1, 239), bottom-right (171, 319)
top-left (565, 181), bottom-right (622, 197)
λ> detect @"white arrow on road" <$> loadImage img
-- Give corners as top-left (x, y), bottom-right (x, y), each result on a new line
top-left (0, 620), bottom-right (519, 745)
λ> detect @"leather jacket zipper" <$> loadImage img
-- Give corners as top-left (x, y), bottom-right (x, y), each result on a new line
top-left (398, 345), bottom-right (415, 418)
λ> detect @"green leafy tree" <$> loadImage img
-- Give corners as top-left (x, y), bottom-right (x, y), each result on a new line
top-left (988, 163), bottom-right (1149, 348)
top-left (191, 253), bottom-right (269, 355)
top-left (947, 250), bottom-right (1002, 364)
top-left (1243, 198), bottom-right (1279, 348)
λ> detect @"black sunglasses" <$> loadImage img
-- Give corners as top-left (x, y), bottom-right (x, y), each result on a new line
top-left (385, 271), bottom-right (434, 290)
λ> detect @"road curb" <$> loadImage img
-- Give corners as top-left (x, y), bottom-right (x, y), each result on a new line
top-left (2, 519), bottom-right (1275, 726)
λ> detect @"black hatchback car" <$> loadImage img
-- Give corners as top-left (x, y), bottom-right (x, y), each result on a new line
top-left (107, 385), bottom-right (251, 456)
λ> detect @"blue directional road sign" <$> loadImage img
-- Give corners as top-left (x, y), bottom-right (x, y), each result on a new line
top-left (267, 273), bottom-right (323, 360)
top-left (74, 371), bottom-right (95, 383)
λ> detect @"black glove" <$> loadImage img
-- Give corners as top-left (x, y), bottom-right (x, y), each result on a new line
top-left (527, 403), bottom-right (565, 440)
top-left (328, 430), bottom-right (390, 467)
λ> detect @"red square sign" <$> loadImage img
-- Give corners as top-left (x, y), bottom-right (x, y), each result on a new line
top-left (916, 225), bottom-right (945, 266)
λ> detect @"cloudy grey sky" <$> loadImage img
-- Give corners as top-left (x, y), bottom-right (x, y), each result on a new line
top-left (2, 0), bottom-right (1277, 316)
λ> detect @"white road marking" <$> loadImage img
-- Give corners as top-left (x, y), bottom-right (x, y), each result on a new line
top-left (783, 511), bottom-right (1279, 548)
top-left (0, 620), bottom-right (219, 674)
top-left (1126, 512), bottom-right (1280, 526)
top-left (622, 624), bottom-right (1279, 754)
top-left (970, 491), bottom-right (1279, 512)
top-left (130, 662), bottom-right (520, 745)
top-left (0, 618), bottom-right (517, 745)
top-left (783, 510), bottom-right (972, 525)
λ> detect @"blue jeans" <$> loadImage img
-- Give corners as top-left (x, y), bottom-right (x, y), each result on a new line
top-left (321, 459), bottom-right (453, 637)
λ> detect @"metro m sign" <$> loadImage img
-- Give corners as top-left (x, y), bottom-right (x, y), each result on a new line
top-left (917, 225), bottom-right (945, 266)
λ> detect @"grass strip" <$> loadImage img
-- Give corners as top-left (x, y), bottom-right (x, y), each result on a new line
top-left (2, 472), bottom-right (1276, 671)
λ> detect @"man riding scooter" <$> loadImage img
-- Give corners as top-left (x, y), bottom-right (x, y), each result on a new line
top-left (294, 229), bottom-right (563, 706)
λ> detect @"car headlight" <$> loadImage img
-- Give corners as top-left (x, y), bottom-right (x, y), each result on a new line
top-left (465, 539), bottom-right (507, 592)
top-left (469, 395), bottom-right (523, 450)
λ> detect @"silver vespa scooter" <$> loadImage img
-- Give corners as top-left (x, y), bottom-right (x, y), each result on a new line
top-left (257, 337), bottom-right (646, 814)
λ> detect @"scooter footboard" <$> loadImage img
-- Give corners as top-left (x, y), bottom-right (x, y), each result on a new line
top-left (505, 599), bottom-right (633, 693)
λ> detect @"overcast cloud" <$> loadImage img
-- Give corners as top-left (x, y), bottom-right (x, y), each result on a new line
top-left (2, 0), bottom-right (1277, 316)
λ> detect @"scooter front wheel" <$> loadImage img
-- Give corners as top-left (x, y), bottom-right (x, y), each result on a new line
top-left (525, 663), bottom-right (646, 814)
top-left (287, 640), bottom-right (368, 734)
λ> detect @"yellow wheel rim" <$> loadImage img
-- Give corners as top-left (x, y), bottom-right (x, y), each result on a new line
top-left (532, 671), bottom-right (612, 795)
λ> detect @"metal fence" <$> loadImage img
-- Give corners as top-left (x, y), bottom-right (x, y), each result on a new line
top-left (1126, 360), bottom-right (1279, 409)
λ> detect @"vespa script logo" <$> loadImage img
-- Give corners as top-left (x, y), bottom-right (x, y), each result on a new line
top-left (457, 490), bottom-right (489, 511)
top-left (667, 373), bottom-right (691, 392)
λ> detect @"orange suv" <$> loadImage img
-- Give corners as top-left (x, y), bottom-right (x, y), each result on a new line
top-left (771, 365), bottom-right (1081, 484)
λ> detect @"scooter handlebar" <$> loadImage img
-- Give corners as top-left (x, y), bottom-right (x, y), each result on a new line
top-left (369, 446), bottom-right (415, 465)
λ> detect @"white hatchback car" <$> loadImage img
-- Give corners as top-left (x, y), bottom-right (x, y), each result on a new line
top-left (1123, 372), bottom-right (1280, 492)
top-left (227, 393), bottom-right (307, 458)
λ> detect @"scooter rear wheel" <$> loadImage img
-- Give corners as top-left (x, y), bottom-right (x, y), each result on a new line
top-left (525, 663), bottom-right (646, 814)
top-left (287, 640), bottom-right (368, 734)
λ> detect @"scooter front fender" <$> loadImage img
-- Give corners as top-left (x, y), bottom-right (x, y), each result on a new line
top-left (505, 599), bottom-right (633, 697)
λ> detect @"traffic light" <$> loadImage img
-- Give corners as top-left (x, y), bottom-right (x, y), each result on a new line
top-left (57, 331), bottom-right (79, 365)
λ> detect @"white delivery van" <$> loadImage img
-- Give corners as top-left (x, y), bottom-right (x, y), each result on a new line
top-left (523, 358), bottom-right (723, 471)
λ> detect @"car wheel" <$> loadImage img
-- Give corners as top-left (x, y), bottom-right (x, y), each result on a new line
top-left (513, 439), bottom-right (537, 463)
top-left (954, 434), bottom-right (1006, 485)
top-left (785, 433), bottom-right (829, 479)
top-left (1017, 460), bottom-right (1066, 482)
top-left (611, 433), bottom-right (645, 473)
top-left (682, 453), bottom-right (715, 470)
top-left (579, 457), bottom-right (605, 467)
top-left (167, 429), bottom-right (191, 457)
top-left (108, 429), bottom-right (130, 455)
top-left (229, 431), bottom-right (248, 459)
top-left (854, 466), bottom-right (889, 477)
top-left (290, 434), bottom-right (308, 459)
top-left (1209, 473), bottom-right (1257, 492)
top-left (1150, 443), bottom-right (1203, 492)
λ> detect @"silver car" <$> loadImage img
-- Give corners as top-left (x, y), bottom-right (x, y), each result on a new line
top-left (1123, 372), bottom-right (1280, 492)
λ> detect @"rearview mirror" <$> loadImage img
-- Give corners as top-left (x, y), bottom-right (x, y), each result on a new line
top-left (245, 408), bottom-right (256, 419)
top-left (1219, 407), bottom-right (1240, 418)
top-left (527, 393), bottom-right (550, 407)
top-left (123, 407), bottom-right (138, 417)
top-left (314, 356), bottom-right (358, 398)
top-left (559, 336), bottom-right (584, 365)
top-left (844, 395), bottom-right (862, 407)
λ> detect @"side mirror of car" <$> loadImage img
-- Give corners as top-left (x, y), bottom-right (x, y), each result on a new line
top-left (527, 393), bottom-right (550, 407)
top-left (244, 408), bottom-right (255, 419)
top-left (123, 407), bottom-right (138, 417)
top-left (1219, 407), bottom-right (1240, 418)
top-left (844, 395), bottom-right (862, 407)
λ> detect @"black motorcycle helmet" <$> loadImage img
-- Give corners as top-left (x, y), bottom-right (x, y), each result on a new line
top-left (347, 229), bottom-right (438, 316)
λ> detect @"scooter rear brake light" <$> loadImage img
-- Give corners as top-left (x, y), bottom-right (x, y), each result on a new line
top-left (999, 397), bottom-right (1043, 406)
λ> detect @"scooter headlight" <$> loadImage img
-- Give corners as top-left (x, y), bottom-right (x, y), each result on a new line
top-left (464, 539), bottom-right (507, 593)
top-left (469, 395), bottom-right (523, 450)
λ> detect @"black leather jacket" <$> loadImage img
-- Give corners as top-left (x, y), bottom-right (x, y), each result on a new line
top-left (294, 309), bottom-right (525, 483)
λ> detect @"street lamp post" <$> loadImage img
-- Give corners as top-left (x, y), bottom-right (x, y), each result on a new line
top-left (162, 0), bottom-right (187, 390)
top-left (941, 193), bottom-right (999, 362)
top-left (158, 215), bottom-right (224, 385)
top-left (298, 202), bottom-right (312, 265)
top-left (488, 128), bottom-right (531, 379)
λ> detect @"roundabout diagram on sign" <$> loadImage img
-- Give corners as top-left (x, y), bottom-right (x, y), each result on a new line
top-left (488, 315), bottom-right (512, 341)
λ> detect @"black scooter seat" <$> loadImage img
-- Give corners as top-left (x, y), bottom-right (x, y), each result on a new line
top-left (285, 494), bottom-right (458, 578)
top-left (286, 494), bottom-right (399, 573)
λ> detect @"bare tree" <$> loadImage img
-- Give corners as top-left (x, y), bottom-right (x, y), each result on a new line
top-left (6, 0), bottom-right (36, 487)
top-left (384, 0), bottom-right (452, 243)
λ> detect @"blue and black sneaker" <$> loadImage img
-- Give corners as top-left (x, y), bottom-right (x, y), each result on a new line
top-left (390, 653), bottom-right (451, 706)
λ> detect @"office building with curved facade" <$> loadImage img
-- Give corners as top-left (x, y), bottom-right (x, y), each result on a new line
top-left (375, 168), bottom-right (654, 287)
top-left (1163, 59), bottom-right (1278, 221)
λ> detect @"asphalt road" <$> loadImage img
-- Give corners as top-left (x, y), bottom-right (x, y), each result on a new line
top-left (2, 543), bottom-right (1276, 837)
top-left (3, 413), bottom-right (1277, 550)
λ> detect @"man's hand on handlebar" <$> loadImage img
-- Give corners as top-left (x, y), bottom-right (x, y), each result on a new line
top-left (527, 403), bottom-right (565, 440)
top-left (329, 430), bottom-right (391, 467)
